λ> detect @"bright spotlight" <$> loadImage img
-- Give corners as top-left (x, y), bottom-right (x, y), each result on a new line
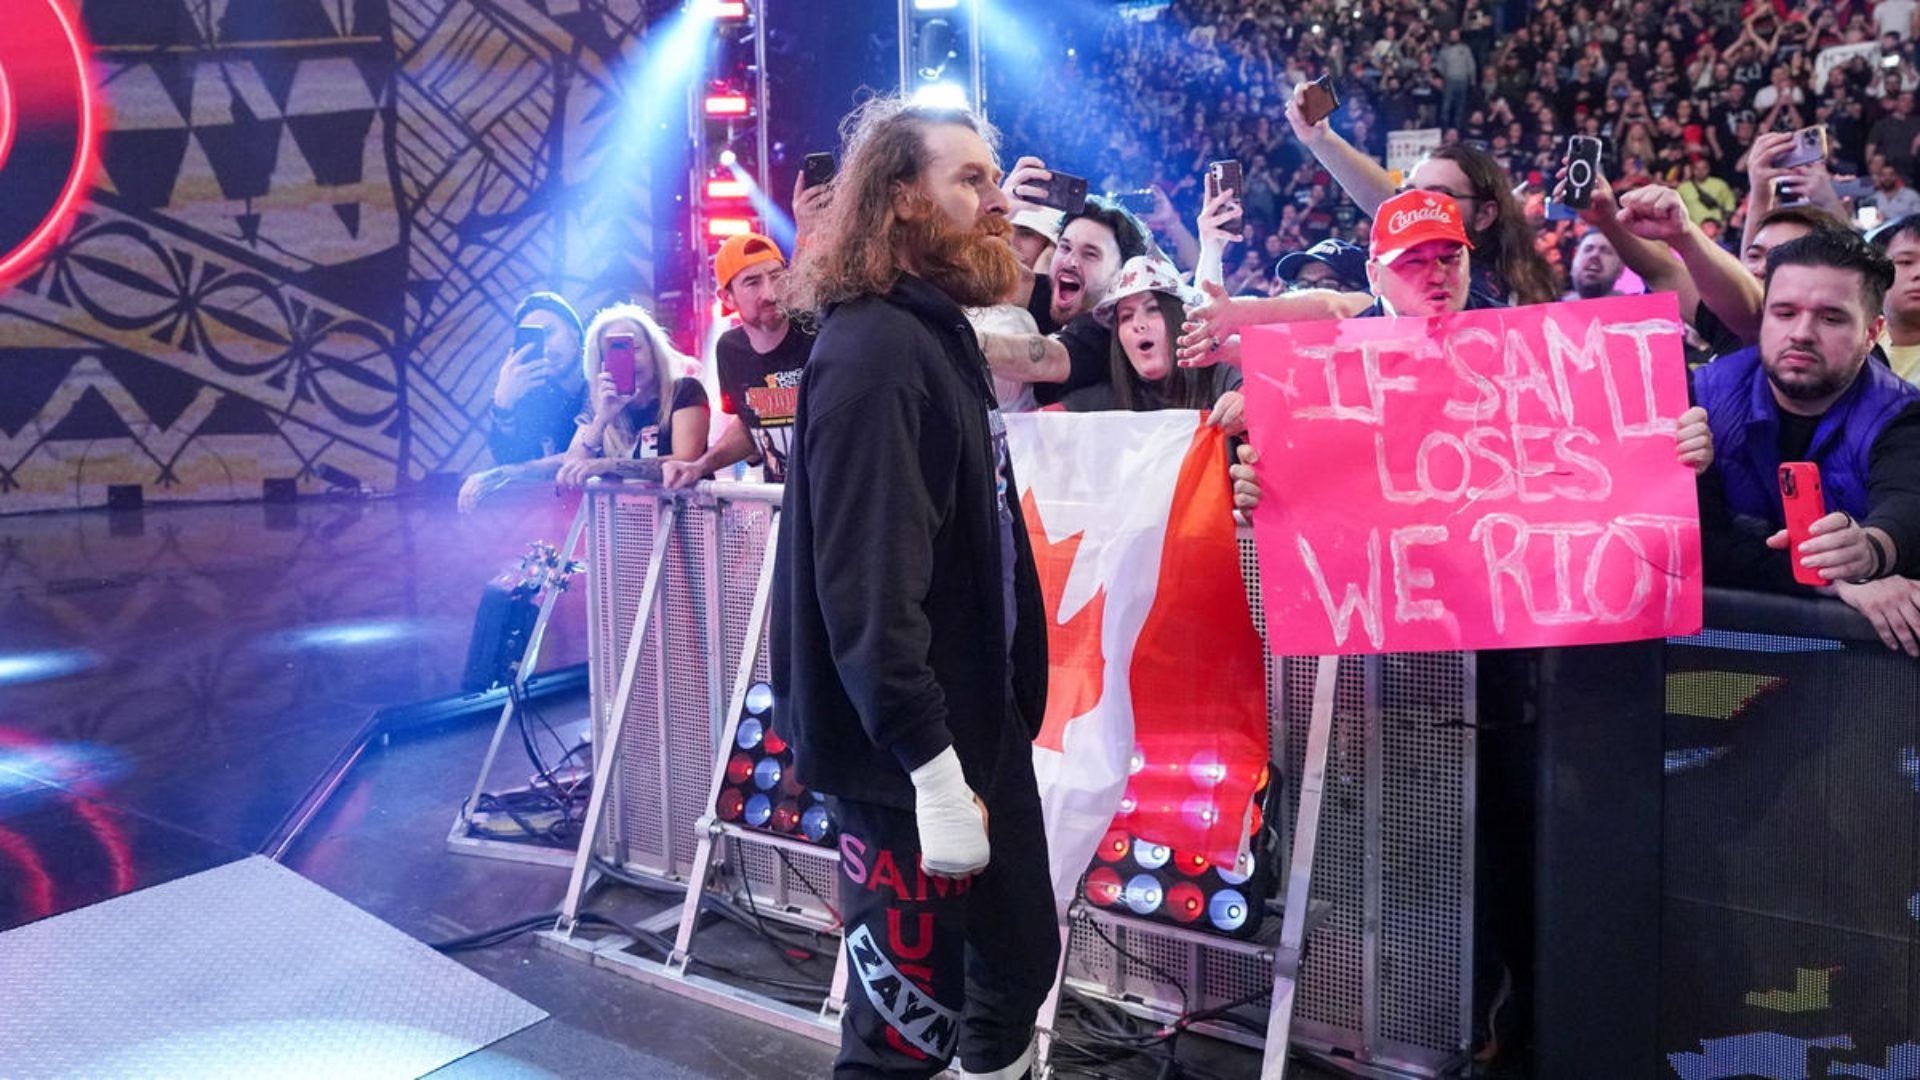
top-left (718, 148), bottom-right (738, 167)
top-left (913, 0), bottom-right (961, 9)
top-left (910, 82), bottom-right (969, 110)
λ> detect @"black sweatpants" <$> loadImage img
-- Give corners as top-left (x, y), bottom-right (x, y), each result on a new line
top-left (828, 746), bottom-right (1060, 1078)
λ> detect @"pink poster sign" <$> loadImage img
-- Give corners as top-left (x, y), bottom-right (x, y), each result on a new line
top-left (1241, 293), bottom-right (1703, 655)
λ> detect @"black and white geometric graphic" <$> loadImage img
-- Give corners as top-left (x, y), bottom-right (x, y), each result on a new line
top-left (0, 0), bottom-right (661, 512)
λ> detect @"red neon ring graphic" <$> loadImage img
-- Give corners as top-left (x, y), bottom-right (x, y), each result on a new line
top-left (0, 0), bottom-right (100, 290)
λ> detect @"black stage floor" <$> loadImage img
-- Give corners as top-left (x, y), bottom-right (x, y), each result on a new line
top-left (0, 489), bottom-right (1298, 1079)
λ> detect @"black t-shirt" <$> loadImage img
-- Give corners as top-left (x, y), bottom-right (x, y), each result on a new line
top-left (1033, 313), bottom-right (1115, 407)
top-left (1692, 304), bottom-right (1750, 362)
top-left (716, 322), bottom-right (815, 481)
top-left (490, 380), bottom-right (585, 466)
top-left (1027, 274), bottom-right (1059, 335)
top-left (1776, 410), bottom-right (1820, 464)
top-left (583, 377), bottom-right (708, 460)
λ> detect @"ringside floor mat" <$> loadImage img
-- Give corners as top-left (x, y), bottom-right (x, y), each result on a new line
top-left (0, 856), bottom-right (547, 1079)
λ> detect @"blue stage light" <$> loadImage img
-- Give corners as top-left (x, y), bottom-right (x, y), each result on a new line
top-left (801, 805), bottom-right (832, 842)
top-left (745, 681), bottom-right (774, 715)
top-left (1124, 873), bottom-right (1164, 915)
top-left (735, 717), bottom-right (764, 750)
top-left (752, 757), bottom-right (781, 791)
top-left (1207, 889), bottom-right (1249, 932)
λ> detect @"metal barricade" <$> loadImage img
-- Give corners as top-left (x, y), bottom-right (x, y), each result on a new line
top-left (551, 481), bottom-right (1474, 1075)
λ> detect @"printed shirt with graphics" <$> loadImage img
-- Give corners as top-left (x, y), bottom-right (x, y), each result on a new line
top-left (716, 322), bottom-right (814, 482)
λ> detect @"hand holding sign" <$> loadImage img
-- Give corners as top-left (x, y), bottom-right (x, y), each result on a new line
top-left (1239, 294), bottom-right (1704, 654)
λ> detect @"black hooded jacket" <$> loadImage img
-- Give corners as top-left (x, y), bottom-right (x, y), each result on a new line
top-left (771, 274), bottom-right (1049, 810)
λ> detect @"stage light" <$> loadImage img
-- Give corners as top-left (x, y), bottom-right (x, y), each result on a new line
top-left (745, 682), bottom-right (774, 714)
top-left (707, 177), bottom-right (749, 200)
top-left (1086, 867), bottom-right (1124, 907)
top-left (1207, 889), bottom-right (1250, 932)
top-left (916, 19), bottom-right (957, 80)
top-left (1188, 752), bottom-right (1228, 787)
top-left (705, 92), bottom-right (751, 117)
top-left (1182, 796), bottom-right (1220, 830)
top-left (753, 757), bottom-right (782, 791)
top-left (1175, 851), bottom-right (1210, 878)
top-left (707, 216), bottom-right (754, 237)
top-left (1219, 852), bottom-right (1254, 886)
top-left (718, 148), bottom-right (738, 167)
top-left (725, 753), bottom-right (754, 785)
top-left (1118, 788), bottom-right (1138, 816)
top-left (744, 793), bottom-right (773, 827)
top-left (1124, 874), bottom-right (1164, 915)
top-left (772, 800), bottom-right (800, 832)
top-left (910, 82), bottom-right (968, 110)
top-left (762, 725), bottom-right (787, 755)
top-left (1168, 882), bottom-right (1206, 924)
top-left (717, 789), bottom-right (745, 821)
top-left (1133, 842), bottom-right (1170, 871)
top-left (913, 0), bottom-right (960, 9)
top-left (735, 716), bottom-right (764, 750)
top-left (1129, 747), bottom-right (1146, 775)
top-left (1097, 830), bottom-right (1130, 863)
top-left (700, 0), bottom-right (749, 17)
top-left (801, 805), bottom-right (832, 842)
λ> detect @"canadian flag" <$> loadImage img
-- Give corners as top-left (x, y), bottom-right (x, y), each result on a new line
top-left (1004, 411), bottom-right (1270, 913)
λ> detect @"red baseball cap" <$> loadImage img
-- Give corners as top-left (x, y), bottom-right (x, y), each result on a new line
top-left (1370, 190), bottom-right (1473, 265)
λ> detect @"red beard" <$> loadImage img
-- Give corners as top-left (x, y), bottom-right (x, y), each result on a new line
top-left (893, 198), bottom-right (1022, 309)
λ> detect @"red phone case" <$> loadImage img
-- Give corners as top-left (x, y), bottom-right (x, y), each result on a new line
top-left (606, 335), bottom-right (636, 396)
top-left (1780, 462), bottom-right (1827, 587)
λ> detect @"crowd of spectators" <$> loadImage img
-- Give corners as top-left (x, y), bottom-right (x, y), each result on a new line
top-left (995, 0), bottom-right (1920, 297)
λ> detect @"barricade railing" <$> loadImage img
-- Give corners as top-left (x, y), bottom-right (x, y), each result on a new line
top-left (528, 479), bottom-right (1476, 1077)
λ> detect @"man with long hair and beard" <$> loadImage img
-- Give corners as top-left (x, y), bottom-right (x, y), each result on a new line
top-left (771, 97), bottom-right (1057, 1078)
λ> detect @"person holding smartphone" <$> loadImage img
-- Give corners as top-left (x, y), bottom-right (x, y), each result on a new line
top-left (1691, 230), bottom-right (1920, 651)
top-left (485, 292), bottom-right (585, 466)
top-left (554, 304), bottom-right (709, 488)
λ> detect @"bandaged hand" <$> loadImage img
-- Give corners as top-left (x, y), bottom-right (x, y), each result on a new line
top-left (909, 746), bottom-right (990, 878)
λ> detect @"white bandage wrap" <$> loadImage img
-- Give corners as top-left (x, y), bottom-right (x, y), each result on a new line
top-left (908, 746), bottom-right (990, 876)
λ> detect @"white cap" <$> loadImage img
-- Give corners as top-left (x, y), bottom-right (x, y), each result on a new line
top-left (1010, 208), bottom-right (1066, 244)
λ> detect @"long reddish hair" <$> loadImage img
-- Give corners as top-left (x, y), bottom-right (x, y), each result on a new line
top-left (786, 95), bottom-right (1010, 313)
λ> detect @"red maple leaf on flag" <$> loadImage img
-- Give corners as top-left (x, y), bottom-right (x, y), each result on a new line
top-left (1021, 488), bottom-right (1108, 752)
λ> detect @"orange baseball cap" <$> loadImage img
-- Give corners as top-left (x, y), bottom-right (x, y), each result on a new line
top-left (1370, 190), bottom-right (1473, 265)
top-left (715, 233), bottom-right (786, 290)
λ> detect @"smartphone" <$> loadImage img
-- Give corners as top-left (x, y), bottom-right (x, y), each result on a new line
top-left (514, 322), bottom-right (546, 359)
top-left (1779, 462), bottom-right (1827, 587)
top-left (1832, 175), bottom-right (1875, 200)
top-left (802, 152), bottom-right (835, 190)
top-left (1209, 159), bottom-right (1245, 235)
top-left (605, 332), bottom-right (637, 396)
top-left (1115, 190), bottom-right (1158, 215)
top-left (1544, 199), bottom-right (1579, 221)
top-left (1034, 170), bottom-right (1090, 213)
top-left (1563, 135), bottom-right (1605, 210)
top-left (1771, 126), bottom-right (1829, 170)
top-left (1299, 75), bottom-right (1340, 126)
